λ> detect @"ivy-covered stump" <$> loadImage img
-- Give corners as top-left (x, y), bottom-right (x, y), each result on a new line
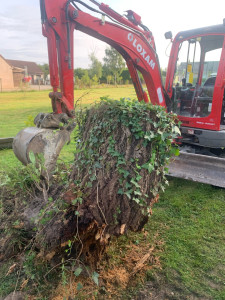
top-left (0, 99), bottom-right (179, 268)
top-left (61, 98), bottom-right (179, 263)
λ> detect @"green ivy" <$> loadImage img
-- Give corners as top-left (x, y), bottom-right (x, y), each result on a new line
top-left (74, 97), bottom-right (180, 213)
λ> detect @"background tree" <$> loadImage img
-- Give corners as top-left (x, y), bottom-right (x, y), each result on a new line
top-left (92, 74), bottom-right (99, 85)
top-left (88, 52), bottom-right (102, 82)
top-left (38, 63), bottom-right (49, 81)
top-left (74, 75), bottom-right (82, 89)
top-left (106, 75), bottom-right (112, 85)
top-left (81, 70), bottom-right (91, 87)
top-left (74, 68), bottom-right (88, 79)
top-left (161, 67), bottom-right (167, 85)
top-left (103, 47), bottom-right (125, 85)
top-left (120, 69), bottom-right (131, 84)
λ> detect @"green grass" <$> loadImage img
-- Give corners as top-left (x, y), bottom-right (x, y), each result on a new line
top-left (146, 178), bottom-right (225, 299)
top-left (0, 86), bottom-right (136, 170)
top-left (0, 149), bottom-right (20, 170)
top-left (0, 86), bottom-right (136, 138)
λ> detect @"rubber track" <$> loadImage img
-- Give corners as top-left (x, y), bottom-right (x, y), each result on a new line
top-left (0, 137), bottom-right (14, 149)
top-left (168, 152), bottom-right (225, 188)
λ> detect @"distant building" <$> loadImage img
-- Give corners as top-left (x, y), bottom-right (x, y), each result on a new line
top-left (0, 55), bottom-right (44, 90)
top-left (0, 55), bottom-right (16, 89)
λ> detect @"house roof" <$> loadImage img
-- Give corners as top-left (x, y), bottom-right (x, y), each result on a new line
top-left (0, 54), bottom-right (12, 67)
top-left (6, 59), bottom-right (44, 75)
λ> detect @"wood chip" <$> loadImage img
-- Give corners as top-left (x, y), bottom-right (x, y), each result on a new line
top-left (130, 246), bottom-right (154, 277)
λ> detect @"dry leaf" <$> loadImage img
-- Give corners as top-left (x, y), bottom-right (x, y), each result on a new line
top-left (20, 279), bottom-right (29, 290)
top-left (6, 263), bottom-right (17, 276)
top-left (45, 251), bottom-right (56, 261)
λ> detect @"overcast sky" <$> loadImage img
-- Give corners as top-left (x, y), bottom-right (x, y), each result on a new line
top-left (0, 0), bottom-right (224, 69)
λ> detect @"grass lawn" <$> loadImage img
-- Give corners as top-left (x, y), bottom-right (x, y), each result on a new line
top-left (0, 88), bottom-right (225, 299)
top-left (0, 86), bottom-right (136, 172)
top-left (147, 179), bottom-right (225, 299)
top-left (0, 86), bottom-right (136, 138)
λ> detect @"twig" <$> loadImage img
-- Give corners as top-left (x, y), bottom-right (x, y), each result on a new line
top-left (74, 91), bottom-right (90, 111)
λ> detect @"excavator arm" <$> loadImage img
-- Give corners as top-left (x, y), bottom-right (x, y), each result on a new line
top-left (40, 0), bottom-right (167, 112)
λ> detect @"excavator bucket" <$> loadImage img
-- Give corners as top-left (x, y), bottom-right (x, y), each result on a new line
top-left (13, 127), bottom-right (71, 175)
top-left (168, 152), bottom-right (225, 188)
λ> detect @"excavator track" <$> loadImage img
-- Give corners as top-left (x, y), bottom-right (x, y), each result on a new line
top-left (168, 151), bottom-right (225, 188)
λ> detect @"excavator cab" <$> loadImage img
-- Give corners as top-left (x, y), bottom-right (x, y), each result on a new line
top-left (165, 24), bottom-right (225, 187)
top-left (172, 35), bottom-right (223, 118)
top-left (166, 24), bottom-right (225, 148)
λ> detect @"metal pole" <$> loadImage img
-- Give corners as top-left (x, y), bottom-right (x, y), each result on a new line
top-left (192, 42), bottom-right (197, 75)
top-left (184, 42), bottom-right (191, 86)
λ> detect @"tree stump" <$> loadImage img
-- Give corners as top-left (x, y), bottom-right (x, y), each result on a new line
top-left (0, 99), bottom-right (179, 266)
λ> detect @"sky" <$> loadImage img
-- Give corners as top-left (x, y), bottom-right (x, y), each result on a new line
top-left (0, 0), bottom-right (224, 69)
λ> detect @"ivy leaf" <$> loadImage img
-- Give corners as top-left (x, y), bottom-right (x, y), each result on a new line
top-left (125, 182), bottom-right (131, 189)
top-left (174, 147), bottom-right (180, 156)
top-left (134, 190), bottom-right (142, 196)
top-left (130, 178), bottom-right (140, 188)
top-left (133, 197), bottom-right (140, 204)
top-left (144, 132), bottom-right (155, 141)
top-left (94, 162), bottom-right (102, 169)
top-left (76, 282), bottom-right (83, 291)
top-left (136, 174), bottom-right (142, 181)
top-left (29, 152), bottom-right (36, 164)
top-left (72, 199), bottom-right (78, 205)
top-left (90, 175), bottom-right (96, 182)
top-left (92, 271), bottom-right (99, 286)
top-left (117, 159), bottom-right (126, 166)
top-left (118, 189), bottom-right (124, 195)
top-left (142, 163), bottom-right (154, 173)
top-left (74, 267), bottom-right (82, 277)
top-left (172, 125), bottom-right (181, 135)
top-left (125, 191), bottom-right (131, 199)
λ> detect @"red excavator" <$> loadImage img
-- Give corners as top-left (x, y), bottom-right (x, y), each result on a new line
top-left (13, 0), bottom-right (225, 187)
